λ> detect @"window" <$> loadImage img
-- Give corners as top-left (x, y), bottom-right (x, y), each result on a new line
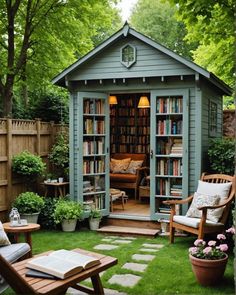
top-left (209, 100), bottom-right (217, 136)
top-left (120, 44), bottom-right (136, 68)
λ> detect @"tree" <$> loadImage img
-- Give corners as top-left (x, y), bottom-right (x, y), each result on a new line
top-left (170, 0), bottom-right (235, 107)
top-left (129, 0), bottom-right (197, 59)
top-left (0, 0), bottom-right (121, 117)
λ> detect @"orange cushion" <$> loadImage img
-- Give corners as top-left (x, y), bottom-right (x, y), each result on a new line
top-left (110, 173), bottom-right (137, 183)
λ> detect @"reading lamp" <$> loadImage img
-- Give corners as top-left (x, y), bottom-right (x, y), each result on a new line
top-left (138, 96), bottom-right (150, 108)
top-left (109, 95), bottom-right (118, 105)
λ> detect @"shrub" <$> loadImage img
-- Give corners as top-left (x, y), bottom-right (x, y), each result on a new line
top-left (12, 151), bottom-right (46, 179)
top-left (208, 138), bottom-right (235, 175)
top-left (53, 198), bottom-right (83, 224)
top-left (48, 133), bottom-right (69, 178)
top-left (38, 197), bottom-right (60, 229)
top-left (12, 192), bottom-right (45, 214)
top-left (89, 208), bottom-right (102, 220)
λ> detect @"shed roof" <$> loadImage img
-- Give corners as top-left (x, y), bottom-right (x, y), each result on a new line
top-left (52, 23), bottom-right (232, 95)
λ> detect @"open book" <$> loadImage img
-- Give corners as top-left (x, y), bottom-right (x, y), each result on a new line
top-left (26, 249), bottom-right (100, 279)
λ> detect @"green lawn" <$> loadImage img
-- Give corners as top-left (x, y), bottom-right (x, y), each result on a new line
top-left (3, 229), bottom-right (235, 295)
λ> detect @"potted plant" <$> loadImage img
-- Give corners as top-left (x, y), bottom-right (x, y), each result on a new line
top-left (12, 192), bottom-right (45, 224)
top-left (189, 227), bottom-right (235, 286)
top-left (53, 199), bottom-right (83, 232)
top-left (89, 208), bottom-right (102, 231)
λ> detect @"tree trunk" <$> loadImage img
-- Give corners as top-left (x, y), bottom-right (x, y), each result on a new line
top-left (2, 86), bottom-right (13, 118)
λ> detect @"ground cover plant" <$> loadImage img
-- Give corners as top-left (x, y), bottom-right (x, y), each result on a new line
top-left (3, 230), bottom-right (234, 295)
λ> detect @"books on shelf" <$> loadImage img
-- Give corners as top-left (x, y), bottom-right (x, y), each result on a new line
top-left (157, 119), bottom-right (182, 135)
top-left (156, 97), bottom-right (183, 114)
top-left (26, 249), bottom-right (100, 279)
top-left (170, 138), bottom-right (183, 156)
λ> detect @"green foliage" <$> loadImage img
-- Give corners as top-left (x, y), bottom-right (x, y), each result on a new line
top-left (130, 0), bottom-right (197, 59)
top-left (170, 0), bottom-right (235, 106)
top-left (12, 192), bottom-right (45, 214)
top-left (208, 138), bottom-right (235, 175)
top-left (89, 208), bottom-right (102, 220)
top-left (38, 197), bottom-right (60, 229)
top-left (12, 151), bottom-right (46, 179)
top-left (48, 133), bottom-right (69, 178)
top-left (53, 199), bottom-right (83, 224)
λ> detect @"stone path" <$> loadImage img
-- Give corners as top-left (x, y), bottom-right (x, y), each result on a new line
top-left (89, 236), bottom-right (165, 292)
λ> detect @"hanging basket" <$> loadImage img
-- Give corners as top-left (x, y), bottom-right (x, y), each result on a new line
top-left (189, 254), bottom-right (228, 286)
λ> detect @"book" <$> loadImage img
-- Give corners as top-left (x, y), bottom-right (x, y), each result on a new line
top-left (26, 249), bottom-right (101, 279)
top-left (25, 269), bottom-right (57, 280)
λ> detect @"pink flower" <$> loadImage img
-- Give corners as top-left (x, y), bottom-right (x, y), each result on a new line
top-left (203, 247), bottom-right (212, 255)
top-left (219, 244), bottom-right (228, 252)
top-left (194, 239), bottom-right (206, 246)
top-left (226, 227), bottom-right (235, 234)
top-left (217, 234), bottom-right (226, 240)
top-left (189, 247), bottom-right (198, 255)
top-left (208, 240), bottom-right (216, 246)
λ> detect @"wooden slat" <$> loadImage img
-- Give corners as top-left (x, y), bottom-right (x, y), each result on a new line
top-left (0, 156), bottom-right (7, 162)
top-left (0, 180), bottom-right (7, 186)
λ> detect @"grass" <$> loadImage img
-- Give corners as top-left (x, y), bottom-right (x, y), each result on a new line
top-left (3, 229), bottom-right (235, 295)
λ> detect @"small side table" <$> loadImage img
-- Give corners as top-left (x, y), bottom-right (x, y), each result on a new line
top-left (110, 190), bottom-right (126, 212)
top-left (3, 223), bottom-right (40, 257)
top-left (42, 182), bottom-right (69, 198)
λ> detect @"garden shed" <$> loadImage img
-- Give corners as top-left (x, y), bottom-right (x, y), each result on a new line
top-left (53, 23), bottom-right (231, 222)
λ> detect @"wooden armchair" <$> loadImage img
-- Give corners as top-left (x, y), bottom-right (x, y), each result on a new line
top-left (164, 173), bottom-right (236, 243)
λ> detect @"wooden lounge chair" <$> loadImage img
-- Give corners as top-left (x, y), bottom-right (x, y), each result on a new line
top-left (163, 173), bottom-right (236, 243)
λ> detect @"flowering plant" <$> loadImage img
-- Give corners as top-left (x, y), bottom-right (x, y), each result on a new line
top-left (189, 227), bottom-right (235, 260)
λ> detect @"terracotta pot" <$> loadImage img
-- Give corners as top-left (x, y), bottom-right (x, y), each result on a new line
top-left (189, 254), bottom-right (228, 286)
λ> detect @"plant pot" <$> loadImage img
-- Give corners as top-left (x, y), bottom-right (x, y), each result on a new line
top-left (61, 219), bottom-right (77, 232)
top-left (89, 218), bottom-right (100, 231)
top-left (20, 213), bottom-right (40, 224)
top-left (189, 254), bottom-right (228, 286)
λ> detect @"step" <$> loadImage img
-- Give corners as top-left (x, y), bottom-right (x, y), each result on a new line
top-left (97, 225), bottom-right (160, 237)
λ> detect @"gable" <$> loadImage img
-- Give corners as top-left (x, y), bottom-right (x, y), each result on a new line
top-left (68, 35), bottom-right (194, 81)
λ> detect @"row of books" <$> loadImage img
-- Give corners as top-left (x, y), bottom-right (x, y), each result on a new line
top-left (156, 159), bottom-right (182, 176)
top-left (83, 99), bottom-right (105, 114)
top-left (157, 119), bottom-right (182, 135)
top-left (158, 204), bottom-right (180, 215)
top-left (156, 138), bottom-right (183, 155)
top-left (84, 119), bottom-right (105, 134)
top-left (83, 140), bottom-right (104, 155)
top-left (116, 135), bottom-right (150, 144)
top-left (170, 184), bottom-right (182, 196)
top-left (83, 160), bottom-right (105, 174)
top-left (156, 97), bottom-right (183, 114)
top-left (156, 179), bottom-right (182, 197)
top-left (114, 144), bottom-right (149, 153)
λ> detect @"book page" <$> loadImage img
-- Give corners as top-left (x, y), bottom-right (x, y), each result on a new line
top-left (50, 249), bottom-right (100, 269)
top-left (26, 255), bottom-right (83, 279)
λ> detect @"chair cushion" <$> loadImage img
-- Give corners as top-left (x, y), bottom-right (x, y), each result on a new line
top-left (186, 192), bottom-right (220, 222)
top-left (122, 160), bottom-right (143, 175)
top-left (196, 180), bottom-right (232, 221)
top-left (173, 215), bottom-right (224, 229)
top-left (0, 221), bottom-right (10, 246)
top-left (0, 243), bottom-right (30, 263)
top-left (110, 173), bottom-right (137, 183)
top-left (110, 158), bottom-right (131, 173)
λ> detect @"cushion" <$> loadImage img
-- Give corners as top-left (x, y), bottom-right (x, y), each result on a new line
top-left (0, 221), bottom-right (10, 246)
top-left (110, 158), bottom-right (131, 173)
top-left (123, 160), bottom-right (143, 174)
top-left (0, 243), bottom-right (30, 263)
top-left (173, 215), bottom-right (224, 228)
top-left (110, 173), bottom-right (137, 183)
top-left (196, 180), bottom-right (232, 221)
top-left (186, 192), bottom-right (220, 222)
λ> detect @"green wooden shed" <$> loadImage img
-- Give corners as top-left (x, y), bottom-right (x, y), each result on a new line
top-left (53, 24), bottom-right (231, 222)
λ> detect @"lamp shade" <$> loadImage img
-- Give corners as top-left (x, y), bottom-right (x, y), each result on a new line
top-left (109, 95), bottom-right (118, 105)
top-left (138, 96), bottom-right (150, 108)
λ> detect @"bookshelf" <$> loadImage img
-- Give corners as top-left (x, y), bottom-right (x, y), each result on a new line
top-left (82, 96), bottom-right (108, 213)
top-left (154, 94), bottom-right (186, 217)
top-left (110, 95), bottom-right (150, 154)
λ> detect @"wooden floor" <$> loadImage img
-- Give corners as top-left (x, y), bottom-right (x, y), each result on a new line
top-left (97, 225), bottom-right (159, 237)
top-left (111, 199), bottom-right (150, 216)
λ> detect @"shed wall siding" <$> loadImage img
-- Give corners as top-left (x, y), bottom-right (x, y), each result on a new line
top-left (69, 36), bottom-right (194, 81)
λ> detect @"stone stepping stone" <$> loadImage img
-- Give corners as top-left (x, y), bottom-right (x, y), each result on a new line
top-left (122, 262), bottom-right (148, 273)
top-left (132, 254), bottom-right (155, 262)
top-left (102, 238), bottom-right (114, 242)
top-left (112, 239), bottom-right (132, 244)
top-left (108, 274), bottom-right (141, 287)
top-left (139, 248), bottom-right (159, 253)
top-left (142, 243), bottom-right (164, 249)
top-left (94, 244), bottom-right (118, 250)
top-left (67, 286), bottom-right (127, 295)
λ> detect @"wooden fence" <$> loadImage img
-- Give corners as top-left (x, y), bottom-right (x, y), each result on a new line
top-left (0, 118), bottom-right (68, 219)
